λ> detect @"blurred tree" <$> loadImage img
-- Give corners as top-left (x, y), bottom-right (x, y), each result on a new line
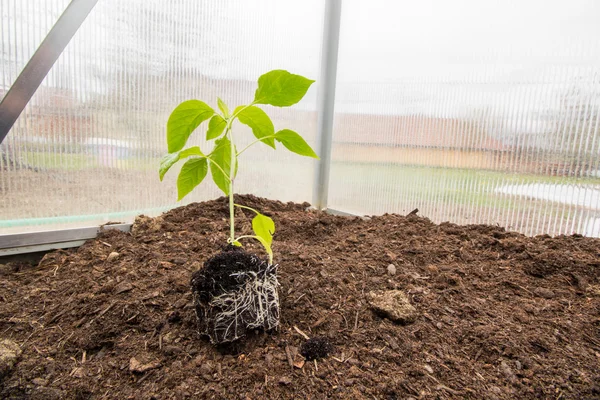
top-left (550, 72), bottom-right (600, 176)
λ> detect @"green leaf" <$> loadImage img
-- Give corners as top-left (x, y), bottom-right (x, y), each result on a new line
top-left (159, 146), bottom-right (203, 181)
top-left (179, 146), bottom-right (204, 158)
top-left (253, 70), bottom-right (315, 107)
top-left (274, 129), bottom-right (319, 158)
top-left (253, 235), bottom-right (273, 264)
top-left (210, 136), bottom-right (236, 195)
top-left (177, 157), bottom-right (208, 200)
top-left (232, 240), bottom-right (242, 247)
top-left (159, 153), bottom-right (180, 181)
top-left (236, 106), bottom-right (276, 148)
top-left (167, 100), bottom-right (214, 152)
top-left (206, 115), bottom-right (227, 140)
top-left (217, 97), bottom-right (229, 118)
top-left (252, 213), bottom-right (275, 247)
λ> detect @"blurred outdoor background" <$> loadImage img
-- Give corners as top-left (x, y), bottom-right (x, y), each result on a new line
top-left (1, 0), bottom-right (599, 236)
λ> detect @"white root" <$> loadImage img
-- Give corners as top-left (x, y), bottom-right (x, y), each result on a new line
top-left (200, 263), bottom-right (280, 343)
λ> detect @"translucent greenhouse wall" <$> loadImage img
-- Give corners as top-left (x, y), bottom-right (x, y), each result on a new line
top-left (1, 0), bottom-right (600, 238)
top-left (0, 0), bottom-right (325, 233)
top-left (329, 0), bottom-right (600, 237)
top-left (1, 0), bottom-right (71, 96)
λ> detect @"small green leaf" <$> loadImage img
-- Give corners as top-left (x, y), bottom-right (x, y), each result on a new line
top-left (179, 146), bottom-right (204, 158)
top-left (167, 100), bottom-right (214, 152)
top-left (206, 115), bottom-right (227, 140)
top-left (252, 213), bottom-right (275, 247)
top-left (253, 235), bottom-right (273, 264)
top-left (232, 240), bottom-right (242, 247)
top-left (236, 106), bottom-right (276, 148)
top-left (217, 97), bottom-right (229, 118)
top-left (254, 70), bottom-right (315, 107)
top-left (274, 129), bottom-right (319, 158)
top-left (159, 153), bottom-right (180, 181)
top-left (159, 146), bottom-right (203, 181)
top-left (210, 136), bottom-right (236, 195)
top-left (177, 157), bottom-right (208, 200)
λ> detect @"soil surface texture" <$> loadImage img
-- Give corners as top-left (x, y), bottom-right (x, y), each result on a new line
top-left (0, 195), bottom-right (599, 399)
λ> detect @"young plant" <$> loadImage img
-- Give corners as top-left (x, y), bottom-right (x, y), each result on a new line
top-left (159, 70), bottom-right (318, 264)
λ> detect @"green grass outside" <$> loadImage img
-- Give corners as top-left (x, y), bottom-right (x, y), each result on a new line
top-left (16, 151), bottom-right (600, 219)
top-left (19, 151), bottom-right (158, 171)
top-left (330, 162), bottom-right (600, 220)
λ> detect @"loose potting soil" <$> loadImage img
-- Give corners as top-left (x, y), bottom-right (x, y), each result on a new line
top-left (0, 194), bottom-right (599, 399)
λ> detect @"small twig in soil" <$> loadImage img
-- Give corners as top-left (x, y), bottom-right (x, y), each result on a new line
top-left (353, 308), bottom-right (360, 332)
top-left (340, 312), bottom-right (349, 330)
top-left (311, 315), bottom-right (327, 329)
top-left (126, 313), bottom-right (139, 322)
top-left (284, 345), bottom-right (294, 370)
top-left (313, 359), bottom-right (318, 372)
top-left (294, 293), bottom-right (306, 303)
top-left (136, 370), bottom-right (155, 384)
top-left (293, 325), bottom-right (310, 340)
top-left (436, 384), bottom-right (460, 395)
top-left (47, 309), bottom-right (68, 325)
top-left (85, 301), bottom-right (117, 328)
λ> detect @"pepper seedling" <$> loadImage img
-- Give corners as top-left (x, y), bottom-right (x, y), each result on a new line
top-left (159, 70), bottom-right (318, 264)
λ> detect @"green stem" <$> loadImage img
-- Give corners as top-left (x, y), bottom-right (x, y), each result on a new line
top-left (234, 235), bottom-right (256, 241)
top-left (205, 156), bottom-right (229, 180)
top-left (234, 203), bottom-right (259, 214)
top-left (224, 100), bottom-right (257, 244)
top-left (236, 134), bottom-right (277, 157)
top-left (228, 125), bottom-right (235, 243)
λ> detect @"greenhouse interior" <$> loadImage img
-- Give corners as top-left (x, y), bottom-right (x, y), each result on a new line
top-left (0, 0), bottom-right (599, 399)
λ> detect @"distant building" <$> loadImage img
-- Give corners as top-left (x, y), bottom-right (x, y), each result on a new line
top-left (26, 86), bottom-right (92, 142)
top-left (332, 113), bottom-right (506, 169)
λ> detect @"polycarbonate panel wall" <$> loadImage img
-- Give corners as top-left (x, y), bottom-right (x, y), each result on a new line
top-left (0, 0), bottom-right (324, 233)
top-left (1, 0), bottom-right (70, 99)
top-left (329, 0), bottom-right (600, 237)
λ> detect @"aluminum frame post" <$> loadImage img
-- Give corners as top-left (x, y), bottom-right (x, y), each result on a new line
top-left (312, 0), bottom-right (342, 210)
top-left (0, 0), bottom-right (99, 144)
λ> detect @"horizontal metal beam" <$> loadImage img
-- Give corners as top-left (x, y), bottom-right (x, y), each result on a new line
top-left (0, 0), bottom-right (99, 144)
top-left (0, 240), bottom-right (87, 256)
top-left (0, 224), bottom-right (131, 256)
top-left (326, 208), bottom-right (372, 221)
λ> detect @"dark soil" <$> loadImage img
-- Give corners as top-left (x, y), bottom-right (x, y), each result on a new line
top-left (0, 194), bottom-right (599, 399)
top-left (192, 246), bottom-right (266, 303)
top-left (300, 337), bottom-right (334, 361)
top-left (191, 246), bottom-right (279, 344)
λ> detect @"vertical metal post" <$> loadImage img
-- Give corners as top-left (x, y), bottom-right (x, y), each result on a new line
top-left (313, 0), bottom-right (342, 210)
top-left (0, 0), bottom-right (99, 144)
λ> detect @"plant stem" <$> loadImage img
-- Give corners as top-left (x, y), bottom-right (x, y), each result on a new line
top-left (228, 125), bottom-right (235, 243)
top-left (205, 156), bottom-right (229, 180)
top-left (224, 101), bottom-right (257, 245)
top-left (236, 134), bottom-right (277, 157)
top-left (234, 203), bottom-right (259, 214)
